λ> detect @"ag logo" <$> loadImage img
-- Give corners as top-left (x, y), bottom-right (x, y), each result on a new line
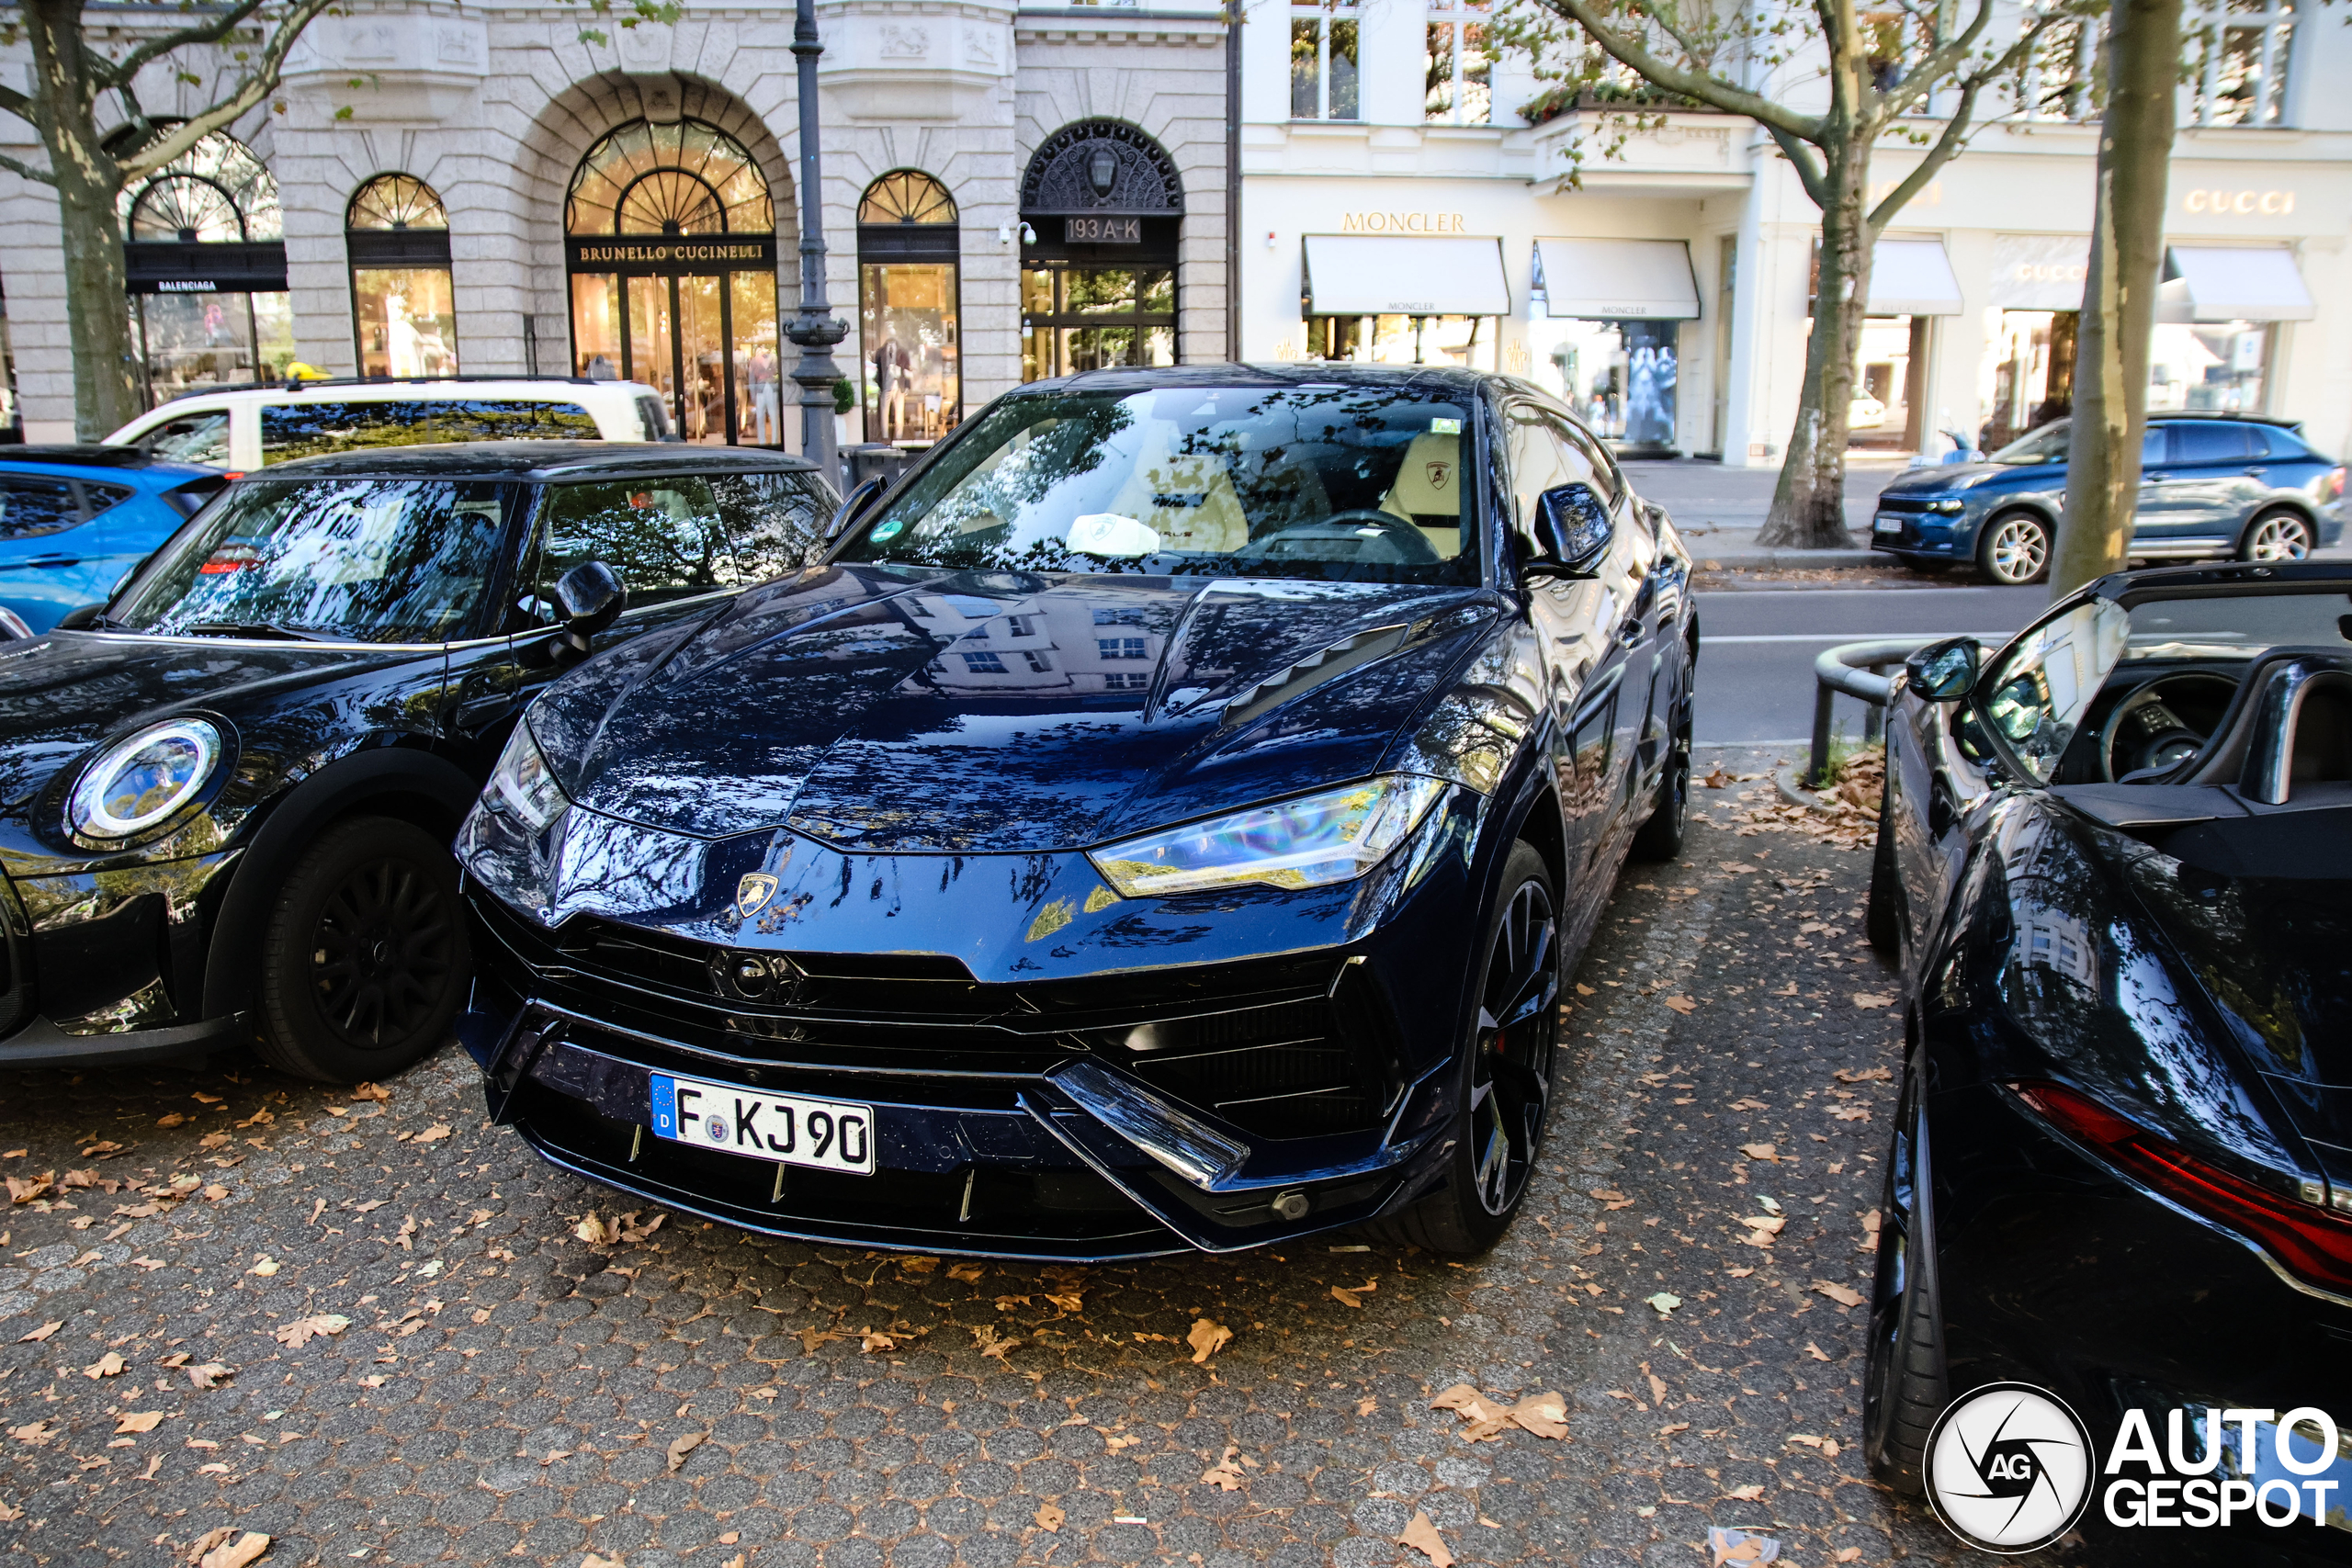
top-left (1925, 1382), bottom-right (2094, 1553)
top-left (735, 873), bottom-right (779, 918)
top-left (1425, 459), bottom-right (1453, 491)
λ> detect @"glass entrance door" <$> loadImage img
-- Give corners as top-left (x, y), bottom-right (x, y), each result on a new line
top-left (577, 271), bottom-right (776, 446)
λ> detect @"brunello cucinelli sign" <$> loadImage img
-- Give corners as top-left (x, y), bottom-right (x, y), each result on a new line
top-left (565, 237), bottom-right (778, 269)
top-left (1340, 211), bottom-right (1470, 233)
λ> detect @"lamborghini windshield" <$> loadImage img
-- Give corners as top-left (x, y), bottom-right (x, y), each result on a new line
top-left (832, 384), bottom-right (1483, 583)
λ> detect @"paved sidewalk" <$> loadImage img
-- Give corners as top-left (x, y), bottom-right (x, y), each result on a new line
top-left (1623, 461), bottom-right (1916, 570)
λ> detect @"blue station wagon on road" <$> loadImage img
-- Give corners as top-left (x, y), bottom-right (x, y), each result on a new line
top-left (0, 446), bottom-right (227, 632)
top-left (1870, 412), bottom-right (2346, 584)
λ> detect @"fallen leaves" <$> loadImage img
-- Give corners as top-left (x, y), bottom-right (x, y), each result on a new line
top-left (1034, 1502), bottom-right (1065, 1532)
top-left (582, 1556), bottom-right (624, 1568)
top-left (1398, 1509), bottom-right (1455, 1567)
top-left (971, 1325), bottom-right (1022, 1362)
top-left (271, 1314), bottom-right (350, 1348)
top-left (947, 1261), bottom-right (986, 1282)
top-left (1812, 1280), bottom-right (1865, 1308)
top-left (1329, 1279), bottom-right (1377, 1309)
top-left (1709, 1526), bottom-right (1779, 1563)
top-left (1804, 1342), bottom-right (1830, 1362)
top-left (156, 1112), bottom-right (189, 1129)
top-left (9, 1419), bottom-right (55, 1445)
top-left (664, 1431), bottom-right (705, 1472)
top-left (189, 1529), bottom-right (271, 1568)
top-left (1185, 1317), bottom-right (1231, 1365)
top-left (1850, 992), bottom-right (1894, 1010)
top-left (1738, 1215), bottom-right (1785, 1247)
top-left (1788, 1432), bottom-right (1844, 1460)
top-left (1737, 1143), bottom-right (1779, 1163)
top-left (573, 1210), bottom-right (663, 1247)
top-left (1860, 1208), bottom-right (1882, 1253)
top-left (79, 1140), bottom-right (126, 1159)
top-left (115, 1411), bottom-right (166, 1434)
top-left (795, 1326), bottom-right (846, 1356)
top-left (1430, 1384), bottom-right (1568, 1443)
top-left (413, 1123), bottom-right (452, 1145)
top-left (1200, 1444), bottom-right (1248, 1491)
top-left (1834, 1066), bottom-right (1892, 1083)
top-left (1724, 1483), bottom-right (1767, 1501)
top-left (246, 1256), bottom-right (279, 1277)
top-left (186, 1363), bottom-right (232, 1389)
top-left (17, 1320), bottom-right (61, 1343)
top-left (83, 1351), bottom-right (126, 1379)
top-left (1644, 1292), bottom-right (1681, 1317)
top-left (1589, 1188), bottom-right (1634, 1211)
top-left (1662, 995), bottom-right (1699, 1015)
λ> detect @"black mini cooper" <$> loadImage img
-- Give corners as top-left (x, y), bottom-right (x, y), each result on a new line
top-left (0, 442), bottom-right (833, 1082)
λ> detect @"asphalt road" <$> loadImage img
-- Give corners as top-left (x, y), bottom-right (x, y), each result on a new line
top-left (0, 752), bottom-right (2022, 1568)
top-left (1692, 584), bottom-right (2050, 745)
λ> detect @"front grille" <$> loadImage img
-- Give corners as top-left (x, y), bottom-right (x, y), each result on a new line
top-left (469, 886), bottom-right (1406, 1141)
top-left (1874, 494), bottom-right (1937, 513)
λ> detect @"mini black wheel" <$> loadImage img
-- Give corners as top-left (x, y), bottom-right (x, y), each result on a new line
top-left (1865, 768), bottom-right (1902, 954)
top-left (1864, 1073), bottom-right (1949, 1494)
top-left (254, 815), bottom-right (470, 1083)
top-left (1632, 741), bottom-right (1690, 863)
top-left (1361, 842), bottom-right (1559, 1255)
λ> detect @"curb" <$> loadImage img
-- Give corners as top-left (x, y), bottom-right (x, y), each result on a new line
top-left (1690, 547), bottom-right (1885, 570)
top-left (1774, 766), bottom-right (1835, 813)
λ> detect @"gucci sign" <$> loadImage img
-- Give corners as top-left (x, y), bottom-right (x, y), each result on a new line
top-left (2183, 188), bottom-right (2296, 215)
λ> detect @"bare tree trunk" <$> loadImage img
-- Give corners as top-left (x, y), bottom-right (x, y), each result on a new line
top-left (1759, 142), bottom-right (1874, 548)
top-left (21, 0), bottom-right (140, 439)
top-left (2052, 0), bottom-right (2180, 597)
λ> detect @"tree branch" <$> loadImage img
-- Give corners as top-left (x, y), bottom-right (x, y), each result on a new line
top-left (114, 0), bottom-right (336, 182)
top-left (104, 0), bottom-right (277, 90)
top-left (0, 80), bottom-right (33, 123)
top-left (0, 150), bottom-right (58, 186)
top-left (1867, 72), bottom-right (1983, 228)
top-left (1764, 122), bottom-right (1833, 208)
top-left (1523, 0), bottom-right (1826, 141)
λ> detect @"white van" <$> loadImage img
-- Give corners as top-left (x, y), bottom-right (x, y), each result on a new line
top-left (105, 378), bottom-right (677, 470)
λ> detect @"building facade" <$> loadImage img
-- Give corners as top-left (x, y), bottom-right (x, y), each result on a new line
top-left (1238, 2), bottom-right (2352, 464)
top-left (0, 0), bottom-right (1235, 448)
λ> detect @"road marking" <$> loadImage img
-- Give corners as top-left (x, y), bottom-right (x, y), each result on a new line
top-left (1703, 632), bottom-right (2001, 644)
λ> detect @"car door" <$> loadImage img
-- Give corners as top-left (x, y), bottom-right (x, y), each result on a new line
top-left (1503, 401), bottom-right (1601, 874)
top-left (2136, 422), bottom-right (2249, 547)
top-left (1557, 419), bottom-right (1664, 820)
top-left (0, 475), bottom-right (102, 630)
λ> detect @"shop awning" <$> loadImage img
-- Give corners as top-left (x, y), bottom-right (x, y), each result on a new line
top-left (2159, 246), bottom-right (2314, 322)
top-left (1867, 240), bottom-right (1963, 316)
top-left (1302, 235), bottom-right (1510, 317)
top-left (1532, 238), bottom-right (1699, 320)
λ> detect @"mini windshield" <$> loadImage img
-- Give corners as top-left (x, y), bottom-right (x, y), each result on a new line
top-left (1989, 423), bottom-right (2070, 465)
top-left (114, 478), bottom-right (512, 643)
top-left (833, 385), bottom-right (1483, 583)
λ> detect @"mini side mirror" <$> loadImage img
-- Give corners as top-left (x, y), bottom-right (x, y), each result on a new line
top-left (1523, 481), bottom-right (1614, 580)
top-left (552, 560), bottom-right (625, 661)
top-left (1905, 637), bottom-right (1980, 702)
top-left (828, 476), bottom-right (886, 541)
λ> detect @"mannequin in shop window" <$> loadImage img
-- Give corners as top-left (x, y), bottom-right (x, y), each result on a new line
top-left (748, 347), bottom-right (779, 445)
top-left (875, 325), bottom-right (912, 441)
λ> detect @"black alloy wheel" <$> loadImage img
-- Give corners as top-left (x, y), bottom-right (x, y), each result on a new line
top-left (1362, 841), bottom-right (1560, 1254)
top-left (1865, 767), bottom-right (1903, 954)
top-left (1863, 1061), bottom-right (1950, 1494)
top-left (1633, 729), bottom-right (1690, 862)
top-left (255, 816), bottom-right (470, 1083)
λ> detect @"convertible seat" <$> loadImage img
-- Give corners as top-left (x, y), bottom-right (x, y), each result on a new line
top-left (1376, 432), bottom-right (1465, 558)
top-left (2167, 648), bottom-right (2352, 805)
top-left (1102, 427), bottom-right (1250, 553)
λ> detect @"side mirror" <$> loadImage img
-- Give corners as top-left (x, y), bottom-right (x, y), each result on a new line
top-left (1904, 637), bottom-right (1980, 702)
top-left (54, 604), bottom-right (107, 632)
top-left (1523, 482), bottom-right (1614, 580)
top-left (827, 477), bottom-right (886, 541)
top-left (552, 560), bottom-right (625, 661)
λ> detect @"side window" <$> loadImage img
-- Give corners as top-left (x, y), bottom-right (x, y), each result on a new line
top-left (2249, 425), bottom-right (2306, 460)
top-left (1505, 405), bottom-right (1570, 536)
top-left (81, 482), bottom-right (133, 517)
top-left (1555, 419), bottom-right (1621, 506)
top-left (0, 479), bottom-right (81, 540)
top-left (261, 401), bottom-right (434, 463)
top-left (133, 411), bottom-right (231, 468)
top-left (711, 471), bottom-right (833, 581)
top-left (2169, 422), bottom-right (2254, 465)
top-left (534, 478), bottom-right (739, 610)
top-left (432, 400), bottom-right (600, 442)
top-left (2143, 427), bottom-right (2168, 466)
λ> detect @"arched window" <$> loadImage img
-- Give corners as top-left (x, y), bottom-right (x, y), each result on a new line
top-left (1018, 122), bottom-right (1182, 382)
top-left (855, 171), bottom-right (960, 444)
top-left (562, 118), bottom-right (781, 446)
top-left (346, 175), bottom-right (458, 379)
top-left (116, 130), bottom-right (290, 405)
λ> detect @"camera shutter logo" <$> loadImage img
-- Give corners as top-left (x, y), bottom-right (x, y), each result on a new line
top-left (1925, 1382), bottom-right (2095, 1553)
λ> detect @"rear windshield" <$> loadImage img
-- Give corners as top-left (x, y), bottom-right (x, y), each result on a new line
top-left (113, 477), bottom-right (513, 643)
top-left (832, 384), bottom-right (1484, 584)
top-left (261, 399), bottom-right (600, 463)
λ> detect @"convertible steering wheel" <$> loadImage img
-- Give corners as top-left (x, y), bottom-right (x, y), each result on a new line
top-left (1238, 509), bottom-right (1444, 566)
top-left (2099, 672), bottom-right (2241, 782)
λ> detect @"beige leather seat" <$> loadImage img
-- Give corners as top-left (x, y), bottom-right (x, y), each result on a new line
top-left (1102, 426), bottom-right (1250, 552)
top-left (1377, 431), bottom-right (1464, 558)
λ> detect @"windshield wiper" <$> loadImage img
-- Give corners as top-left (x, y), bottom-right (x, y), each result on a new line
top-left (181, 620), bottom-right (328, 643)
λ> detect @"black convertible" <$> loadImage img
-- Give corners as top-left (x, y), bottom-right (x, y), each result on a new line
top-left (1865, 561), bottom-right (2352, 1550)
top-left (458, 366), bottom-right (1698, 1260)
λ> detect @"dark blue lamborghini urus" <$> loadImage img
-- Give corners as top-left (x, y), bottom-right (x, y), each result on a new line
top-left (458, 367), bottom-right (1699, 1260)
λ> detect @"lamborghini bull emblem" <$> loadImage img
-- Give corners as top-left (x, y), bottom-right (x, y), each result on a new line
top-left (735, 873), bottom-right (780, 918)
top-left (1425, 459), bottom-right (1453, 491)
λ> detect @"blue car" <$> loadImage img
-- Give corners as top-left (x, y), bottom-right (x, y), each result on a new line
top-left (0, 446), bottom-right (226, 631)
top-left (1870, 413), bottom-right (2346, 585)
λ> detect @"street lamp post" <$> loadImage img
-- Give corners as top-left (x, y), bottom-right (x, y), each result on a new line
top-left (785, 0), bottom-right (849, 482)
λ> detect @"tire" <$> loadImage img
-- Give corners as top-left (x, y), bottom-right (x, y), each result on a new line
top-left (1864, 1073), bottom-right (1950, 1495)
top-left (1631, 738), bottom-right (1690, 862)
top-left (253, 815), bottom-right (470, 1084)
top-left (1975, 511), bottom-right (2050, 585)
top-left (2238, 508), bottom-right (2314, 563)
top-left (1359, 842), bottom-right (1559, 1255)
top-left (1865, 768), bottom-right (1902, 954)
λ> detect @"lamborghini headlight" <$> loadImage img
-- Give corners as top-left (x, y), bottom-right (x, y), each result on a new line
top-left (67, 717), bottom-right (224, 841)
top-left (481, 719), bottom-right (569, 833)
top-left (1090, 774), bottom-right (1447, 898)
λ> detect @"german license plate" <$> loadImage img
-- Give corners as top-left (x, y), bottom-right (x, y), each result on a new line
top-left (649, 1072), bottom-right (875, 1175)
top-left (1873, 513), bottom-right (1905, 534)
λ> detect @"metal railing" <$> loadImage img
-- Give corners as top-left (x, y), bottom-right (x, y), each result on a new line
top-left (1807, 637), bottom-right (1929, 786)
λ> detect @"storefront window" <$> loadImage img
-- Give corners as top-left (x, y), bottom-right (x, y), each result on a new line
top-left (1022, 265), bottom-right (1175, 380)
top-left (1980, 309), bottom-right (2078, 452)
top-left (1018, 121), bottom-right (1185, 384)
top-left (1424, 0), bottom-right (1492, 124)
top-left (347, 175), bottom-right (458, 378)
top-left (2150, 321), bottom-right (2272, 413)
top-left (1306, 313), bottom-right (1499, 373)
top-left (1524, 319), bottom-right (1675, 446)
top-left (1292, 0), bottom-right (1360, 120)
top-left (119, 130), bottom-right (292, 403)
top-left (857, 172), bottom-right (961, 444)
top-left (564, 118), bottom-right (783, 446)
top-left (1851, 315), bottom-right (1928, 452)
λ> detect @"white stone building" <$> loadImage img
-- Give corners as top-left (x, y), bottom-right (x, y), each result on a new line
top-left (0, 0), bottom-right (1235, 446)
top-left (1237, 0), bottom-right (2352, 464)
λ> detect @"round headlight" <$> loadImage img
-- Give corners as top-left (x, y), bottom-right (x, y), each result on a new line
top-left (68, 718), bottom-right (224, 840)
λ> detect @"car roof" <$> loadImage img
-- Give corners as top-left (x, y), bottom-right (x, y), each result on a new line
top-left (153, 378), bottom-right (659, 408)
top-left (0, 445), bottom-right (218, 482)
top-left (1024, 362), bottom-right (1498, 397)
top-left (251, 440), bottom-right (821, 481)
top-left (2146, 411), bottom-right (2303, 429)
